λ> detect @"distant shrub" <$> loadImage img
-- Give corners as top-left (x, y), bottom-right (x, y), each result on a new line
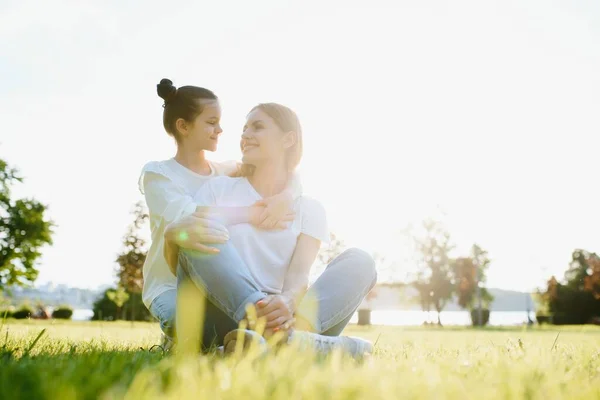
top-left (12, 307), bottom-right (33, 319)
top-left (470, 308), bottom-right (490, 326)
top-left (551, 313), bottom-right (587, 325)
top-left (52, 307), bottom-right (74, 320)
top-left (1, 309), bottom-right (13, 319)
top-left (536, 313), bottom-right (552, 324)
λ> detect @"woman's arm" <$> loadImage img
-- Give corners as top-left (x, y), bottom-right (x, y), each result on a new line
top-left (281, 234), bottom-right (321, 307)
top-left (256, 234), bottom-right (321, 330)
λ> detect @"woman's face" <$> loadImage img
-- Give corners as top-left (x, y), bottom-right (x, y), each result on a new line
top-left (241, 108), bottom-right (289, 167)
top-left (179, 101), bottom-right (222, 152)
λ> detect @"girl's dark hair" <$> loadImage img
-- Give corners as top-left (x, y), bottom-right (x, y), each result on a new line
top-left (156, 78), bottom-right (218, 139)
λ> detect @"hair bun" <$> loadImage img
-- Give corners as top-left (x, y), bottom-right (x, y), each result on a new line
top-left (157, 78), bottom-right (177, 103)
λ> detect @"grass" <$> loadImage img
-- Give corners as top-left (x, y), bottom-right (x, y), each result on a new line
top-left (1, 319), bottom-right (599, 399)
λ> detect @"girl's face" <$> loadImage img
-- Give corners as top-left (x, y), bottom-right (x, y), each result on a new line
top-left (241, 108), bottom-right (291, 168)
top-left (178, 101), bottom-right (222, 152)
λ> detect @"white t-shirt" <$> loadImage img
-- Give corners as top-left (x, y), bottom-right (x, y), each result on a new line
top-left (194, 176), bottom-right (329, 294)
top-left (139, 158), bottom-right (238, 307)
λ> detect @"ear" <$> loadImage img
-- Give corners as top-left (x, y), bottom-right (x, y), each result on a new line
top-left (175, 118), bottom-right (188, 137)
top-left (281, 131), bottom-right (297, 149)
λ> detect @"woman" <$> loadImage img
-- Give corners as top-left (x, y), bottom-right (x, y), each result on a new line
top-left (140, 79), bottom-right (296, 348)
top-left (167, 103), bottom-right (377, 356)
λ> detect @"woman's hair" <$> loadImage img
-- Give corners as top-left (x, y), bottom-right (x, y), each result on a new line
top-left (156, 78), bottom-right (218, 140)
top-left (242, 103), bottom-right (303, 176)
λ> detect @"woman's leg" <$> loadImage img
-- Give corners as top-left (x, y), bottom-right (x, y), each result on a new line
top-left (295, 248), bottom-right (377, 336)
top-left (176, 242), bottom-right (268, 348)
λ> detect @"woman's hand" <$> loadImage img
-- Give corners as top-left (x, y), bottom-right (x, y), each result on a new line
top-left (256, 294), bottom-right (295, 331)
top-left (164, 211), bottom-right (230, 254)
top-left (253, 191), bottom-right (295, 230)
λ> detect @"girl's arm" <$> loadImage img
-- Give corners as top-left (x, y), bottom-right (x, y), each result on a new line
top-left (162, 211), bottom-right (233, 274)
top-left (143, 172), bottom-right (288, 229)
top-left (193, 206), bottom-right (293, 228)
top-left (253, 172), bottom-right (302, 229)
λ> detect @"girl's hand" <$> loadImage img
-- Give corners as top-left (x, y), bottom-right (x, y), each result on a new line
top-left (164, 211), bottom-right (229, 254)
top-left (254, 191), bottom-right (295, 230)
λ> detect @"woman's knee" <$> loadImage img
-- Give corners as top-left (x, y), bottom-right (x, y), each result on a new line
top-left (339, 247), bottom-right (378, 287)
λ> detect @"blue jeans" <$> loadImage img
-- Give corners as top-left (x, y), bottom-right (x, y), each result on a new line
top-left (176, 243), bottom-right (377, 349)
top-left (149, 289), bottom-right (177, 339)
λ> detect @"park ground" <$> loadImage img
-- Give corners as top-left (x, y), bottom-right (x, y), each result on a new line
top-left (1, 319), bottom-right (599, 399)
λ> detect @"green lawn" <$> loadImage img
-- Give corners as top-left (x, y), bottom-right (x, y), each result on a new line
top-left (1, 319), bottom-right (599, 399)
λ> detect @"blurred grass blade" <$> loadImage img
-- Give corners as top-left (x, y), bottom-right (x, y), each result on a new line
top-left (23, 328), bottom-right (46, 357)
top-left (176, 279), bottom-right (205, 358)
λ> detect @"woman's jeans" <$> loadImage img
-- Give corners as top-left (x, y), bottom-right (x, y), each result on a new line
top-left (154, 242), bottom-right (377, 349)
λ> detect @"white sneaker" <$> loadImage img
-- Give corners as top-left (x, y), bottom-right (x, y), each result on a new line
top-left (223, 329), bottom-right (268, 354)
top-left (289, 331), bottom-right (373, 358)
top-left (160, 333), bottom-right (175, 353)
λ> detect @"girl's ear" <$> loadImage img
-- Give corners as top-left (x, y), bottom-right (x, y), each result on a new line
top-left (175, 118), bottom-right (188, 137)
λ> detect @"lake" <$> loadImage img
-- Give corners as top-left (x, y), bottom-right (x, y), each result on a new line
top-left (73, 309), bottom-right (535, 326)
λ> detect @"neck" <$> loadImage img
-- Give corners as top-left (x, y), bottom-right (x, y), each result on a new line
top-left (248, 162), bottom-right (290, 197)
top-left (174, 146), bottom-right (210, 175)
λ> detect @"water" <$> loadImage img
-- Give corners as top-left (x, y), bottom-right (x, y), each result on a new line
top-left (72, 308), bottom-right (534, 326)
top-left (72, 309), bottom-right (94, 321)
top-left (349, 310), bottom-right (535, 326)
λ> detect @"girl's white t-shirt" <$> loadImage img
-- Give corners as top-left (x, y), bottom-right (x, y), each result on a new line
top-left (139, 158), bottom-right (238, 308)
top-left (194, 176), bottom-right (329, 294)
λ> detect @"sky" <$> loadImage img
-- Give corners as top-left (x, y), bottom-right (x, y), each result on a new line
top-left (1, 0), bottom-right (598, 292)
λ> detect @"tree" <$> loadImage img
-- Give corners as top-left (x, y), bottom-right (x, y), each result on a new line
top-left (317, 232), bottom-right (347, 265)
top-left (453, 257), bottom-right (477, 309)
top-left (411, 220), bottom-right (454, 325)
top-left (311, 232), bottom-right (347, 282)
top-left (452, 245), bottom-right (494, 326)
top-left (583, 255), bottom-right (600, 299)
top-left (92, 287), bottom-right (152, 322)
top-left (106, 286), bottom-right (130, 320)
top-left (453, 245), bottom-right (493, 309)
top-left (540, 249), bottom-right (600, 324)
top-left (92, 201), bottom-right (151, 322)
top-left (0, 158), bottom-right (53, 290)
top-left (115, 202), bottom-right (148, 320)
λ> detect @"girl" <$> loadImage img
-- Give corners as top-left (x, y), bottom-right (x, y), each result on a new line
top-left (140, 79), bottom-right (295, 347)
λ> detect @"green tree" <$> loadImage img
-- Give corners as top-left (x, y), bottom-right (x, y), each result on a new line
top-left (411, 219), bottom-right (454, 325)
top-left (0, 159), bottom-right (53, 290)
top-left (115, 202), bottom-right (147, 320)
top-left (107, 286), bottom-right (130, 320)
top-left (92, 288), bottom-right (151, 322)
top-left (92, 202), bottom-right (151, 322)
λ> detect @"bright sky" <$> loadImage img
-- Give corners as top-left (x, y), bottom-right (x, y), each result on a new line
top-left (1, 0), bottom-right (598, 292)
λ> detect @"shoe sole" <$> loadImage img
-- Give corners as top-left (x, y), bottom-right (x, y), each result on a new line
top-left (223, 329), bottom-right (267, 354)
